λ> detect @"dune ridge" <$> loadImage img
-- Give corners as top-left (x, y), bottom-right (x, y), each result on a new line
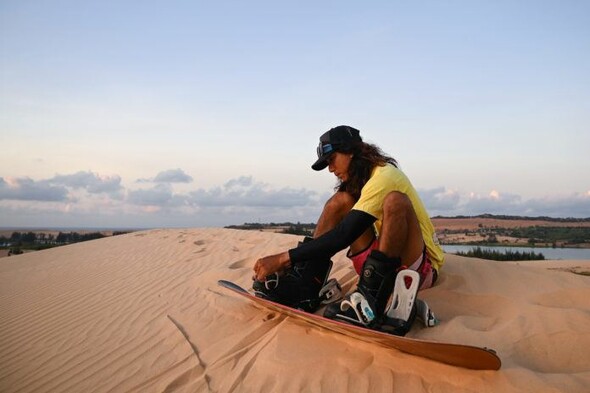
top-left (1, 228), bottom-right (589, 392)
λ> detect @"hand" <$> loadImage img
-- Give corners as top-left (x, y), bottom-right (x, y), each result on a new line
top-left (253, 252), bottom-right (291, 282)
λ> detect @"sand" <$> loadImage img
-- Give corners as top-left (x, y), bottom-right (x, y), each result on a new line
top-left (0, 228), bottom-right (589, 392)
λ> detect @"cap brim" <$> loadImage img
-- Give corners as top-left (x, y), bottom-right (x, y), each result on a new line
top-left (311, 155), bottom-right (329, 171)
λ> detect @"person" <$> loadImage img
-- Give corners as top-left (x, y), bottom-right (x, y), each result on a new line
top-left (252, 125), bottom-right (444, 332)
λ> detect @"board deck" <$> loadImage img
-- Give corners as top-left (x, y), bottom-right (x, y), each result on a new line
top-left (218, 280), bottom-right (501, 370)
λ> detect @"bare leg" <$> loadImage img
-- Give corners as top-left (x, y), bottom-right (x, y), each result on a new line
top-left (314, 192), bottom-right (353, 237)
top-left (324, 191), bottom-right (425, 327)
top-left (313, 192), bottom-right (374, 254)
top-left (378, 191), bottom-right (424, 265)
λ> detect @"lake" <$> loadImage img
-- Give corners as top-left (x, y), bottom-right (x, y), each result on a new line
top-left (442, 245), bottom-right (590, 260)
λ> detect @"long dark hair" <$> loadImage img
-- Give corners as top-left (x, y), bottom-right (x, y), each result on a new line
top-left (336, 142), bottom-right (398, 201)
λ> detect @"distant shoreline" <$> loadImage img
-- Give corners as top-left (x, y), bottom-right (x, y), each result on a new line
top-left (2, 214), bottom-right (589, 251)
top-left (432, 213), bottom-right (590, 223)
top-left (431, 216), bottom-right (590, 249)
top-left (0, 226), bottom-right (147, 232)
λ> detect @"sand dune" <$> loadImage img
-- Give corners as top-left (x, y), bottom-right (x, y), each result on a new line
top-left (1, 228), bottom-right (589, 392)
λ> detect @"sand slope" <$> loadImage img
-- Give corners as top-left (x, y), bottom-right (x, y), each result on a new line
top-left (1, 228), bottom-right (589, 392)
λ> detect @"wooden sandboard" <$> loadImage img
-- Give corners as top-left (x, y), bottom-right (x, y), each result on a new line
top-left (218, 280), bottom-right (501, 370)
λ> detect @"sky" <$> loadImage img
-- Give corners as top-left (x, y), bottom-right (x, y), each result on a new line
top-left (1, 0), bottom-right (589, 228)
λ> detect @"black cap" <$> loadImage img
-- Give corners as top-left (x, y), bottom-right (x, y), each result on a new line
top-left (312, 125), bottom-right (362, 171)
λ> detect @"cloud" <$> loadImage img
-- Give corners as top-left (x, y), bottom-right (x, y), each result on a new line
top-left (224, 176), bottom-right (253, 188)
top-left (0, 177), bottom-right (69, 201)
top-left (124, 175), bottom-right (322, 227)
top-left (137, 169), bottom-right (193, 184)
top-left (418, 187), bottom-right (461, 211)
top-left (421, 187), bottom-right (590, 218)
top-left (127, 184), bottom-right (187, 207)
top-left (462, 190), bottom-right (522, 215)
top-left (0, 171), bottom-right (123, 203)
top-left (154, 169), bottom-right (193, 183)
top-left (523, 192), bottom-right (590, 218)
top-left (51, 171), bottom-right (123, 195)
top-left (188, 176), bottom-right (317, 208)
top-left (2, 170), bottom-right (589, 228)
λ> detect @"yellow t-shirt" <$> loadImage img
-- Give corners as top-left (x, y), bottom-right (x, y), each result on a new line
top-left (352, 164), bottom-right (444, 272)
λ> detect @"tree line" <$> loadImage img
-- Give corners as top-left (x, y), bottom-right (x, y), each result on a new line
top-left (225, 222), bottom-right (315, 236)
top-left (454, 246), bottom-right (545, 261)
top-left (441, 226), bottom-right (590, 247)
top-left (1, 231), bottom-right (129, 254)
top-left (433, 214), bottom-right (590, 223)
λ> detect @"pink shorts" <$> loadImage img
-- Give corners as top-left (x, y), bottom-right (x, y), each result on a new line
top-left (348, 239), bottom-right (437, 290)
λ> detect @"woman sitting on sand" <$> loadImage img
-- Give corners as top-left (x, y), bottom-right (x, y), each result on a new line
top-left (252, 125), bottom-right (443, 331)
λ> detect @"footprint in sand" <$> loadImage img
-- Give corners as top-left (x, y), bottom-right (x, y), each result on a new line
top-left (454, 315), bottom-right (498, 332)
top-left (263, 312), bottom-right (277, 321)
top-left (245, 237), bottom-right (269, 246)
top-left (531, 288), bottom-right (589, 310)
top-left (439, 273), bottom-right (466, 290)
top-left (229, 258), bottom-right (252, 269)
top-left (194, 240), bottom-right (206, 246)
top-left (512, 331), bottom-right (590, 373)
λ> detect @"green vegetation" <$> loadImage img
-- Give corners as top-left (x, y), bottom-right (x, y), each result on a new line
top-left (282, 224), bottom-right (314, 236)
top-left (433, 214), bottom-right (590, 223)
top-left (440, 225), bottom-right (590, 248)
top-left (454, 246), bottom-right (545, 261)
top-left (437, 214), bottom-right (590, 247)
top-left (225, 222), bottom-right (315, 236)
top-left (229, 215), bottom-right (590, 248)
top-left (0, 231), bottom-right (130, 255)
top-left (506, 226), bottom-right (590, 245)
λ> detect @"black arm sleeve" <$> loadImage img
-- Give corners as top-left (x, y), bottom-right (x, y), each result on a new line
top-left (288, 210), bottom-right (376, 263)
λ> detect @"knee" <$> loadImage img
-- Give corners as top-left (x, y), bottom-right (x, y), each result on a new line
top-left (383, 192), bottom-right (412, 215)
top-left (324, 191), bottom-right (355, 214)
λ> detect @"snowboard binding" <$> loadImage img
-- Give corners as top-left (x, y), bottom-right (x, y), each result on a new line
top-left (253, 237), bottom-right (341, 312)
top-left (324, 250), bottom-right (422, 336)
top-left (379, 269), bottom-right (419, 336)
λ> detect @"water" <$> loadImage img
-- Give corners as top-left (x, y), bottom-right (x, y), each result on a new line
top-left (442, 245), bottom-right (590, 260)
